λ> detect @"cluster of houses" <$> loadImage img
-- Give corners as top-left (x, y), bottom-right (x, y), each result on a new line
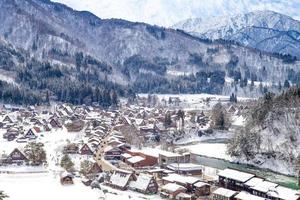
top-left (213, 168), bottom-right (300, 200)
top-left (0, 101), bottom-right (298, 200)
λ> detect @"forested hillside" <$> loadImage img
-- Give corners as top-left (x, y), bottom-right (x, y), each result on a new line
top-left (228, 86), bottom-right (300, 174)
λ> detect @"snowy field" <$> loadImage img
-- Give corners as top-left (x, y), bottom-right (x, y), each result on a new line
top-left (0, 173), bottom-right (101, 200)
top-left (179, 142), bottom-right (231, 160)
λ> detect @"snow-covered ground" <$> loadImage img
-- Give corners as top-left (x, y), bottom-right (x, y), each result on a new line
top-left (0, 173), bottom-right (102, 200)
top-left (179, 142), bottom-right (231, 160)
top-left (174, 130), bottom-right (233, 145)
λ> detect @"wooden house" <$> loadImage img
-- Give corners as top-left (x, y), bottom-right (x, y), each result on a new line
top-left (107, 171), bottom-right (134, 190)
top-left (63, 143), bottom-right (79, 154)
top-left (129, 174), bottom-right (158, 194)
top-left (49, 118), bottom-right (62, 128)
top-left (193, 182), bottom-right (211, 197)
top-left (5, 148), bottom-right (28, 165)
top-left (158, 151), bottom-right (187, 168)
top-left (24, 128), bottom-right (38, 139)
top-left (166, 163), bottom-right (202, 175)
top-left (79, 144), bottom-right (94, 156)
top-left (60, 171), bottom-right (74, 185)
top-left (218, 168), bottom-right (255, 191)
top-left (162, 174), bottom-right (200, 192)
top-left (104, 146), bottom-right (122, 160)
top-left (160, 183), bottom-right (186, 199)
top-left (212, 187), bottom-right (237, 200)
top-left (235, 191), bottom-right (265, 200)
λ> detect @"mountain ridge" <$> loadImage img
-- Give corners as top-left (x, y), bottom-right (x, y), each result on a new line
top-left (0, 0), bottom-right (300, 105)
top-left (173, 10), bottom-right (300, 58)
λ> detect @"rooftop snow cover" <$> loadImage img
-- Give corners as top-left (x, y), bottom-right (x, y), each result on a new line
top-left (244, 177), bottom-right (264, 187)
top-left (167, 163), bottom-right (202, 171)
top-left (213, 187), bottom-right (237, 197)
top-left (121, 153), bottom-right (132, 159)
top-left (127, 156), bottom-right (145, 164)
top-left (235, 191), bottom-right (265, 200)
top-left (251, 181), bottom-right (278, 193)
top-left (129, 174), bottom-right (152, 191)
top-left (193, 182), bottom-right (210, 188)
top-left (162, 174), bottom-right (200, 185)
top-left (267, 186), bottom-right (300, 200)
top-left (162, 183), bottom-right (186, 192)
top-left (218, 168), bottom-right (255, 182)
top-left (109, 172), bottom-right (132, 188)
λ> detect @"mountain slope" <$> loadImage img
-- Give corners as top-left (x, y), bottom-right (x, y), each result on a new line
top-left (0, 0), bottom-right (300, 105)
top-left (173, 10), bottom-right (300, 58)
top-left (228, 87), bottom-right (300, 175)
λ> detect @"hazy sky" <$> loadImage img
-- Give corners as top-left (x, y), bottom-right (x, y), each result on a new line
top-left (52, 0), bottom-right (300, 27)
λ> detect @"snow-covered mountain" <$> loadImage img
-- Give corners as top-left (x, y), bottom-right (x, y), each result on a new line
top-left (53, 0), bottom-right (300, 27)
top-left (0, 0), bottom-right (300, 103)
top-left (173, 10), bottom-right (300, 57)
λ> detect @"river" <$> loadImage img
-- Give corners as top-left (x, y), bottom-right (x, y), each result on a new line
top-left (185, 138), bottom-right (300, 190)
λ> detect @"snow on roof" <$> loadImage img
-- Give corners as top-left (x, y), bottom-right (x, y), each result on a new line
top-left (193, 181), bottom-right (210, 188)
top-left (218, 168), bottom-right (255, 183)
top-left (177, 193), bottom-right (192, 198)
top-left (162, 173), bottom-right (200, 185)
top-left (235, 191), bottom-right (265, 200)
top-left (251, 181), bottom-right (278, 193)
top-left (159, 150), bottom-right (181, 157)
top-left (121, 153), bottom-right (132, 159)
top-left (109, 171), bottom-right (132, 188)
top-left (267, 186), bottom-right (300, 200)
top-left (127, 156), bottom-right (145, 164)
top-left (167, 163), bottom-right (202, 171)
top-left (244, 177), bottom-right (264, 187)
top-left (213, 187), bottom-right (237, 198)
top-left (162, 183), bottom-right (186, 192)
top-left (129, 174), bottom-right (152, 191)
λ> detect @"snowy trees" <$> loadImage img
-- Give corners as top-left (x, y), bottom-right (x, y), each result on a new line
top-left (80, 160), bottom-right (93, 177)
top-left (210, 103), bottom-right (229, 130)
top-left (24, 142), bottom-right (46, 165)
top-left (60, 154), bottom-right (74, 172)
top-left (227, 126), bottom-right (261, 160)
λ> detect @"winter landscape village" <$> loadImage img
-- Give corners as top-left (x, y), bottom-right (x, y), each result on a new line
top-left (1, 0), bottom-right (300, 199)
top-left (0, 93), bottom-right (299, 200)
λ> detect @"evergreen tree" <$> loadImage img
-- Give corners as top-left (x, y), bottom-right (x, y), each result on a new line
top-left (60, 154), bottom-right (74, 172)
top-left (80, 160), bottom-right (93, 177)
top-left (24, 142), bottom-right (46, 165)
top-left (211, 103), bottom-right (229, 130)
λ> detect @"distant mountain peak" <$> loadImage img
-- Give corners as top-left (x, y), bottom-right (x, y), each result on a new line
top-left (173, 10), bottom-right (300, 57)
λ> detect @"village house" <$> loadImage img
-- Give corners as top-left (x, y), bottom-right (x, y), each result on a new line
top-left (160, 183), bottom-right (187, 199)
top-left (193, 181), bottom-right (211, 197)
top-left (63, 143), bottom-right (79, 154)
top-left (60, 171), bottom-right (74, 185)
top-left (218, 168), bottom-right (255, 191)
top-left (125, 149), bottom-right (158, 167)
top-left (4, 148), bottom-right (28, 165)
top-left (24, 128), bottom-right (38, 139)
top-left (162, 173), bottom-right (201, 192)
top-left (166, 163), bottom-right (202, 175)
top-left (86, 162), bottom-right (102, 179)
top-left (107, 171), bottom-right (134, 190)
top-left (158, 151), bottom-right (189, 168)
top-left (212, 187), bottom-right (238, 200)
top-left (235, 191), bottom-right (265, 200)
top-left (49, 118), bottom-right (62, 128)
top-left (79, 144), bottom-right (94, 156)
top-left (103, 146), bottom-right (122, 160)
top-left (129, 174), bottom-right (158, 194)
